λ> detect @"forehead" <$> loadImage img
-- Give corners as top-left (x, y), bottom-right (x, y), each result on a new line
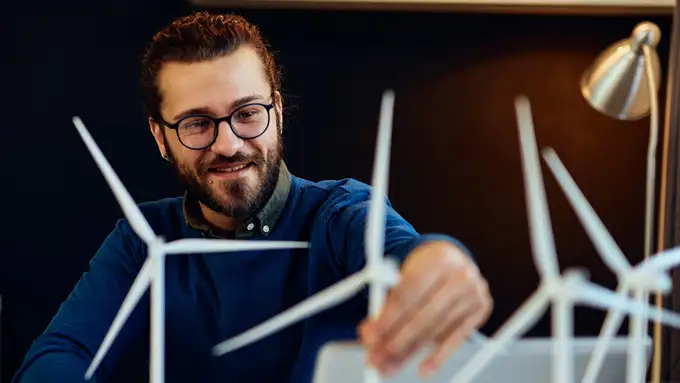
top-left (157, 46), bottom-right (270, 118)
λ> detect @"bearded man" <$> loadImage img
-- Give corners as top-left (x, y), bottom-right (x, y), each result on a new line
top-left (13, 11), bottom-right (492, 383)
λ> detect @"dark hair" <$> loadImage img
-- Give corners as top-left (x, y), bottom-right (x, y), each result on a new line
top-left (140, 11), bottom-right (281, 120)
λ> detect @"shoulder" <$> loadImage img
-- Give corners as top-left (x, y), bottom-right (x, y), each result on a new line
top-left (291, 175), bottom-right (387, 223)
top-left (110, 196), bottom-right (185, 243)
top-left (294, 176), bottom-right (374, 204)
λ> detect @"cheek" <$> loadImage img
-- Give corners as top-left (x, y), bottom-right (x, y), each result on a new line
top-left (170, 143), bottom-right (204, 169)
top-left (253, 141), bottom-right (271, 158)
top-left (254, 127), bottom-right (280, 155)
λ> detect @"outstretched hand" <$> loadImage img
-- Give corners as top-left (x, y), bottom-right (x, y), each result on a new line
top-left (358, 241), bottom-right (493, 378)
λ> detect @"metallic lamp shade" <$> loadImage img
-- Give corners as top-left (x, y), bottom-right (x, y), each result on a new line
top-left (581, 22), bottom-right (662, 121)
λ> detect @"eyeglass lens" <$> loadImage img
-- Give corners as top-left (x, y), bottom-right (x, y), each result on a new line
top-left (177, 103), bottom-right (270, 149)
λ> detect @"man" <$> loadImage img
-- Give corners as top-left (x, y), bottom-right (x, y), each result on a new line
top-left (13, 11), bottom-right (492, 383)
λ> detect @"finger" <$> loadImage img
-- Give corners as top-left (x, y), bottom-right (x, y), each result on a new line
top-left (377, 270), bottom-right (472, 367)
top-left (360, 273), bottom-right (445, 375)
top-left (421, 284), bottom-right (492, 376)
top-left (372, 336), bottom-right (425, 377)
top-left (430, 292), bottom-right (477, 346)
top-left (358, 319), bottom-right (377, 346)
top-left (420, 308), bottom-right (487, 378)
top-left (366, 275), bottom-right (446, 362)
top-left (362, 277), bottom-right (446, 372)
top-left (367, 267), bottom-right (447, 343)
top-left (428, 275), bottom-right (490, 342)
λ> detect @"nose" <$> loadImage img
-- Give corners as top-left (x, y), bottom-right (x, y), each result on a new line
top-left (209, 121), bottom-right (244, 157)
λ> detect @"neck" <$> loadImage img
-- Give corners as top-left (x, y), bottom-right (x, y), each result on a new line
top-left (198, 203), bottom-right (244, 235)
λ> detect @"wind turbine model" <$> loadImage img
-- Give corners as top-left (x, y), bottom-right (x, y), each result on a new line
top-left (541, 148), bottom-right (676, 383)
top-left (71, 117), bottom-right (310, 383)
top-left (210, 89), bottom-right (399, 383)
top-left (210, 90), bottom-right (490, 376)
top-left (447, 95), bottom-right (680, 383)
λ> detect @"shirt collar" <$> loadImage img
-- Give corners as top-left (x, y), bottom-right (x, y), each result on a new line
top-left (182, 161), bottom-right (291, 239)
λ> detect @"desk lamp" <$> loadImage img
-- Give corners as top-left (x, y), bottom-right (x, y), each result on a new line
top-left (580, 21), bottom-right (664, 383)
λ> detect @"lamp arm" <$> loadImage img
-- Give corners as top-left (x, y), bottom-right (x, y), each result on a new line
top-left (642, 43), bottom-right (662, 383)
top-left (643, 44), bottom-right (660, 267)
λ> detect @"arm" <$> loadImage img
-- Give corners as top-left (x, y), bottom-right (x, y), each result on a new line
top-left (12, 219), bottom-right (149, 383)
top-left (323, 188), bottom-right (473, 275)
top-left (323, 186), bottom-right (490, 377)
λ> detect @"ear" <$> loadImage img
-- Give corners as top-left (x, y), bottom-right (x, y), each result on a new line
top-left (149, 117), bottom-right (168, 159)
top-left (273, 91), bottom-right (283, 133)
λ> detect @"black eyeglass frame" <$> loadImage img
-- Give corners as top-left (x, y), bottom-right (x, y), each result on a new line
top-left (156, 101), bottom-right (276, 150)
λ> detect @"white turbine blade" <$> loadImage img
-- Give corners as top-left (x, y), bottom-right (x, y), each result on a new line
top-left (514, 96), bottom-right (561, 279)
top-left (448, 286), bottom-right (551, 383)
top-left (363, 90), bottom-right (395, 383)
top-left (85, 259), bottom-right (153, 379)
top-left (213, 270), bottom-right (371, 356)
top-left (366, 90), bottom-right (395, 324)
top-left (150, 252), bottom-right (165, 383)
top-left (639, 246), bottom-right (680, 273)
top-left (72, 117), bottom-right (156, 244)
top-left (572, 281), bottom-right (680, 329)
top-left (366, 89), bottom-right (395, 270)
top-left (580, 283), bottom-right (629, 383)
top-left (163, 239), bottom-right (309, 254)
top-left (542, 148), bottom-right (631, 276)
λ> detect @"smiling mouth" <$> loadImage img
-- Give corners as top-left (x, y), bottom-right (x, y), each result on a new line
top-left (210, 163), bottom-right (250, 173)
top-left (211, 163), bottom-right (251, 173)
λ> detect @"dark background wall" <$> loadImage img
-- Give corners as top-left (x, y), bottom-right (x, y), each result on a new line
top-left (1, 0), bottom-right (674, 381)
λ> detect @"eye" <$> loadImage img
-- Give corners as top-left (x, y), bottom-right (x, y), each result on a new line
top-left (179, 117), bottom-right (214, 135)
top-left (185, 119), bottom-right (211, 129)
top-left (237, 109), bottom-right (260, 120)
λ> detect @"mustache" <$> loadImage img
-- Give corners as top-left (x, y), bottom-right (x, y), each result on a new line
top-left (200, 152), bottom-right (265, 172)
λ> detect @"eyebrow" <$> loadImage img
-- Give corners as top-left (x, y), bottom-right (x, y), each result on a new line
top-left (171, 94), bottom-right (267, 121)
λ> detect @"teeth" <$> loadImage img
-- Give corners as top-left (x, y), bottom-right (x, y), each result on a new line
top-left (215, 164), bottom-right (248, 172)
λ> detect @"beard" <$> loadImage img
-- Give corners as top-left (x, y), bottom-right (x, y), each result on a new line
top-left (164, 130), bottom-right (283, 221)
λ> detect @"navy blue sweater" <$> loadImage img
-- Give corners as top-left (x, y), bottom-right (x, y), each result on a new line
top-left (12, 175), bottom-right (469, 383)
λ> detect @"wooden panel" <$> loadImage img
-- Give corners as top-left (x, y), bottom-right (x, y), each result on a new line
top-left (665, 0), bottom-right (680, 378)
top-left (190, 0), bottom-right (675, 14)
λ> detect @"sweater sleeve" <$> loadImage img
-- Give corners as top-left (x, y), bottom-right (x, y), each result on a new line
top-left (322, 187), bottom-right (474, 277)
top-left (12, 219), bottom-right (149, 383)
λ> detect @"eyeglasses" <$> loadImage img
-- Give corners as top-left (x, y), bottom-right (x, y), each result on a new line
top-left (157, 101), bottom-right (275, 150)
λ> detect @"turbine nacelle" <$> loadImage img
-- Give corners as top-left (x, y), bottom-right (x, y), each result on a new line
top-left (626, 268), bottom-right (672, 293)
top-left (367, 257), bottom-right (401, 286)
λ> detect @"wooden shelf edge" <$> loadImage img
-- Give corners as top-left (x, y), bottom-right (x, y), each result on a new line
top-left (188, 0), bottom-right (675, 15)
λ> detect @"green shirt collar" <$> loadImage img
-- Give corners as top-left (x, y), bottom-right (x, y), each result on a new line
top-left (182, 161), bottom-right (291, 239)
